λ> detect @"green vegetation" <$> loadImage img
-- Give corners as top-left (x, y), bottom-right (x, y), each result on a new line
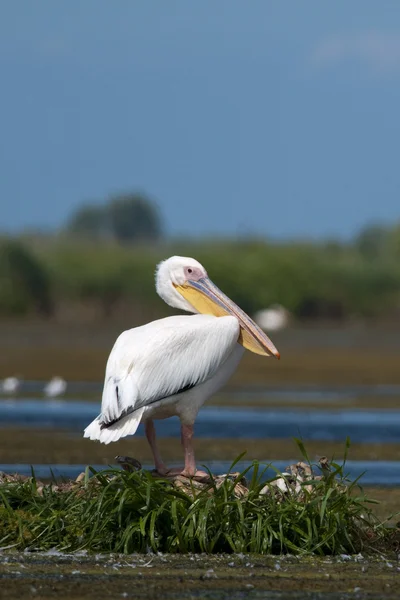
top-left (0, 239), bottom-right (53, 317)
top-left (2, 209), bottom-right (400, 320)
top-left (0, 450), bottom-right (398, 556)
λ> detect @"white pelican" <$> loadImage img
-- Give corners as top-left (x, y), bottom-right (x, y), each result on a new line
top-left (84, 256), bottom-right (280, 477)
top-left (253, 304), bottom-right (290, 332)
top-left (1, 376), bottom-right (21, 394)
top-left (44, 376), bottom-right (67, 397)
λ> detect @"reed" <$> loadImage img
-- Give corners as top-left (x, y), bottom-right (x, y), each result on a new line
top-left (0, 442), bottom-right (398, 555)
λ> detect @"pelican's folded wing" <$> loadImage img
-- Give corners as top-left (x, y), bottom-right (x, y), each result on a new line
top-left (98, 314), bottom-right (240, 429)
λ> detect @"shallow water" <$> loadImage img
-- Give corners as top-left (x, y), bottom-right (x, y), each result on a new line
top-left (3, 380), bottom-right (400, 398)
top-left (1, 399), bottom-right (400, 443)
top-left (2, 459), bottom-right (400, 486)
top-left (2, 381), bottom-right (400, 486)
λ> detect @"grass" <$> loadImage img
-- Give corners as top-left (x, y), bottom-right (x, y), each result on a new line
top-left (1, 442), bottom-right (399, 556)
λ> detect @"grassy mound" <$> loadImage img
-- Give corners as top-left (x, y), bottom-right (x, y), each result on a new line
top-left (0, 444), bottom-right (398, 556)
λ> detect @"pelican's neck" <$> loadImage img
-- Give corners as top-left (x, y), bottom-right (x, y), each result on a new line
top-left (158, 284), bottom-right (196, 313)
top-left (155, 265), bottom-right (197, 313)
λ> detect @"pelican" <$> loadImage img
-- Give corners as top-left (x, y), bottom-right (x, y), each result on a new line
top-left (44, 376), bottom-right (67, 397)
top-left (84, 256), bottom-right (280, 477)
top-left (253, 304), bottom-right (290, 332)
top-left (1, 376), bottom-right (21, 394)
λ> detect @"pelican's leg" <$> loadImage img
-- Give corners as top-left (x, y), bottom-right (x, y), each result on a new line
top-left (145, 419), bottom-right (169, 475)
top-left (156, 423), bottom-right (209, 479)
top-left (180, 424), bottom-right (208, 479)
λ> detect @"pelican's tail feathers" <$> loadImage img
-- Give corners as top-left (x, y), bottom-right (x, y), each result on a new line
top-left (84, 372), bottom-right (143, 444)
top-left (83, 415), bottom-right (103, 441)
top-left (83, 407), bottom-right (145, 445)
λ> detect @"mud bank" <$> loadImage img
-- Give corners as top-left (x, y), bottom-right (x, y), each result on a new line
top-left (1, 552), bottom-right (399, 599)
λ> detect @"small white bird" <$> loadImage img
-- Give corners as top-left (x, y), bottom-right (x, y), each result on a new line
top-left (44, 376), bottom-right (67, 397)
top-left (84, 256), bottom-right (280, 478)
top-left (253, 304), bottom-right (290, 332)
top-left (1, 376), bottom-right (21, 394)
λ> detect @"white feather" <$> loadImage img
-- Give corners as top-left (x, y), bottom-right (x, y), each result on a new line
top-left (83, 314), bottom-right (241, 444)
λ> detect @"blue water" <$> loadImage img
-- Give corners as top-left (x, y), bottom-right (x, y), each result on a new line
top-left (1, 399), bottom-right (400, 443)
top-left (2, 460), bottom-right (400, 486)
top-left (1, 382), bottom-right (400, 486)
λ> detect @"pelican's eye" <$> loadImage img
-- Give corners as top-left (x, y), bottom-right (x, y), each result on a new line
top-left (184, 266), bottom-right (204, 281)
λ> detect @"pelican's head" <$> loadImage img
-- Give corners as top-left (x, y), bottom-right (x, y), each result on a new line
top-left (156, 256), bottom-right (280, 358)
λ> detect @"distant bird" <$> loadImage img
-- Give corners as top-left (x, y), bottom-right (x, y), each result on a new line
top-left (44, 376), bottom-right (67, 397)
top-left (253, 304), bottom-right (290, 332)
top-left (1, 377), bottom-right (21, 394)
top-left (84, 256), bottom-right (280, 478)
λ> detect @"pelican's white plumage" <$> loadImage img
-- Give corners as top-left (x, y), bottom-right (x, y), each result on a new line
top-left (84, 256), bottom-right (280, 477)
top-left (84, 314), bottom-right (242, 444)
top-left (44, 376), bottom-right (67, 397)
top-left (1, 377), bottom-right (21, 394)
top-left (254, 304), bottom-right (290, 332)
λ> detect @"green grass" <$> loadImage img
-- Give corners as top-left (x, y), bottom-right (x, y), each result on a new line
top-left (1, 443), bottom-right (399, 556)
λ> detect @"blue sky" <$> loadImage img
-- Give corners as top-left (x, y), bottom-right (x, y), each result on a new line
top-left (1, 1), bottom-right (400, 240)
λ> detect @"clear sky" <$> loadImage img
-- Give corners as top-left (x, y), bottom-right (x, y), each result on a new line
top-left (1, 1), bottom-right (400, 240)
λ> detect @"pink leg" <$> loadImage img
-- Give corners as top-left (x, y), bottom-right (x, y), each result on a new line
top-left (180, 424), bottom-right (208, 478)
top-left (145, 420), bottom-right (168, 475)
top-left (181, 424), bottom-right (196, 476)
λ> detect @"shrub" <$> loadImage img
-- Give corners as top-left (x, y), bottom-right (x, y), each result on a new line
top-left (0, 239), bottom-right (53, 317)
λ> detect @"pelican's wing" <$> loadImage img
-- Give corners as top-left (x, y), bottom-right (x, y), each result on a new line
top-left (98, 314), bottom-right (239, 429)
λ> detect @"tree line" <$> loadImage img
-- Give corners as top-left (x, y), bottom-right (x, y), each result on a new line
top-left (1, 213), bottom-right (400, 323)
top-left (66, 192), bottom-right (162, 243)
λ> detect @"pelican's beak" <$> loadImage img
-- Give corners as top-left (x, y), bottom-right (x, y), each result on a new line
top-left (174, 277), bottom-right (280, 358)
